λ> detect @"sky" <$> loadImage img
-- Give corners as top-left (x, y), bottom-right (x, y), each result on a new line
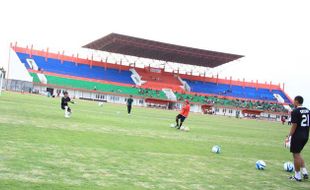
top-left (0, 0), bottom-right (309, 106)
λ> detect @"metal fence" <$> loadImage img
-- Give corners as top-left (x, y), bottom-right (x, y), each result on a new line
top-left (2, 79), bottom-right (34, 93)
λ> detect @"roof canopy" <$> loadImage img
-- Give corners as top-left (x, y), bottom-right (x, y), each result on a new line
top-left (83, 33), bottom-right (243, 68)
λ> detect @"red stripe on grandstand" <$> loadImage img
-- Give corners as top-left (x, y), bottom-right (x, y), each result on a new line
top-left (28, 69), bottom-right (134, 87)
top-left (145, 98), bottom-right (174, 104)
top-left (141, 81), bottom-right (183, 92)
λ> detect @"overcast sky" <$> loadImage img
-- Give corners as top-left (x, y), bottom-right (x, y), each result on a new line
top-left (0, 0), bottom-right (309, 106)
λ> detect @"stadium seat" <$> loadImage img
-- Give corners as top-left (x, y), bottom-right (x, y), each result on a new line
top-left (183, 79), bottom-right (291, 103)
top-left (135, 68), bottom-right (183, 91)
top-left (16, 52), bottom-right (135, 85)
top-left (30, 72), bottom-right (167, 99)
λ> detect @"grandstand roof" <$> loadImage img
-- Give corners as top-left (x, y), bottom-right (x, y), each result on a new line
top-left (83, 33), bottom-right (243, 68)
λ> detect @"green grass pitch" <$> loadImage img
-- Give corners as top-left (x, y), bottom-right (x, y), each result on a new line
top-left (0, 92), bottom-right (309, 190)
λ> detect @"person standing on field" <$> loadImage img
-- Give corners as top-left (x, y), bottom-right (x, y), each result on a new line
top-left (61, 91), bottom-right (75, 118)
top-left (285, 96), bottom-right (309, 182)
top-left (127, 95), bottom-right (134, 115)
top-left (175, 100), bottom-right (190, 129)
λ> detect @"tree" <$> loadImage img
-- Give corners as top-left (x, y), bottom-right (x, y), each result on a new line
top-left (0, 67), bottom-right (6, 78)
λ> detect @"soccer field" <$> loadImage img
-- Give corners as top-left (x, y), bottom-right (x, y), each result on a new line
top-left (0, 92), bottom-right (309, 190)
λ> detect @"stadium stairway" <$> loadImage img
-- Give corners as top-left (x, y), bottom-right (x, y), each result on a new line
top-left (178, 76), bottom-right (191, 91)
top-left (162, 88), bottom-right (177, 101)
top-left (129, 68), bottom-right (146, 86)
top-left (26, 58), bottom-right (47, 84)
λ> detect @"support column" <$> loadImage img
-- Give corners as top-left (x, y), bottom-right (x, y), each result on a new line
top-left (90, 54), bottom-right (93, 68)
top-left (45, 48), bottom-right (49, 62)
top-left (14, 42), bottom-right (18, 51)
top-left (76, 53), bottom-right (79, 66)
top-left (119, 60), bottom-right (122, 73)
top-left (269, 81), bottom-right (272, 92)
top-left (105, 57), bottom-right (108, 71)
top-left (242, 78), bottom-right (245, 89)
top-left (26, 45), bottom-right (29, 57)
top-left (71, 54), bottom-right (75, 65)
top-left (30, 44), bottom-right (33, 58)
top-left (61, 50), bottom-right (65, 64)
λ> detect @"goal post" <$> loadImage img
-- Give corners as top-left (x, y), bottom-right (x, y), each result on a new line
top-left (0, 70), bottom-right (3, 96)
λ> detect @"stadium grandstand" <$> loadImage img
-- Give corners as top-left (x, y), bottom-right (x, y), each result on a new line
top-left (6, 33), bottom-right (293, 121)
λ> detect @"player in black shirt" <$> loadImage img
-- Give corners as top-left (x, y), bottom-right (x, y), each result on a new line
top-left (286, 96), bottom-right (309, 181)
top-left (127, 95), bottom-right (134, 115)
top-left (61, 91), bottom-right (75, 118)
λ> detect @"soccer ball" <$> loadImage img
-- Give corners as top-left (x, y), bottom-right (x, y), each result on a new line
top-left (211, 145), bottom-right (221, 154)
top-left (283, 162), bottom-right (294, 172)
top-left (256, 160), bottom-right (266, 170)
top-left (170, 124), bottom-right (175, 128)
top-left (179, 126), bottom-right (190, 132)
top-left (98, 102), bottom-right (104, 107)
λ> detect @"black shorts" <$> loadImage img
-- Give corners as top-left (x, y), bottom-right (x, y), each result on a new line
top-left (290, 136), bottom-right (308, 153)
top-left (176, 114), bottom-right (186, 122)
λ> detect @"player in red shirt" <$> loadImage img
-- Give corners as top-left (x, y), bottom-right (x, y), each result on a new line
top-left (175, 100), bottom-right (190, 129)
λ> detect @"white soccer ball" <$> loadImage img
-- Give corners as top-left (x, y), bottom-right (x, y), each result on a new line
top-left (98, 102), bottom-right (104, 107)
top-left (256, 160), bottom-right (266, 170)
top-left (283, 162), bottom-right (294, 172)
top-left (179, 126), bottom-right (189, 131)
top-left (211, 145), bottom-right (221, 154)
top-left (170, 124), bottom-right (175, 128)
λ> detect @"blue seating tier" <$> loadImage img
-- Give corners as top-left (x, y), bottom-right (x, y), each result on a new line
top-left (184, 79), bottom-right (291, 103)
top-left (16, 52), bottom-right (134, 85)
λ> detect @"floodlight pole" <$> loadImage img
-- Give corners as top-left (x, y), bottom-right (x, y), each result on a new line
top-left (0, 71), bottom-right (3, 96)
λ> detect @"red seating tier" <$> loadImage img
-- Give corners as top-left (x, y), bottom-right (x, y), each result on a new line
top-left (136, 67), bottom-right (183, 91)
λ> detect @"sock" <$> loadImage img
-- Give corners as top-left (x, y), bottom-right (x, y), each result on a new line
top-left (65, 106), bottom-right (68, 116)
top-left (295, 171), bottom-right (302, 180)
top-left (301, 167), bottom-right (308, 175)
